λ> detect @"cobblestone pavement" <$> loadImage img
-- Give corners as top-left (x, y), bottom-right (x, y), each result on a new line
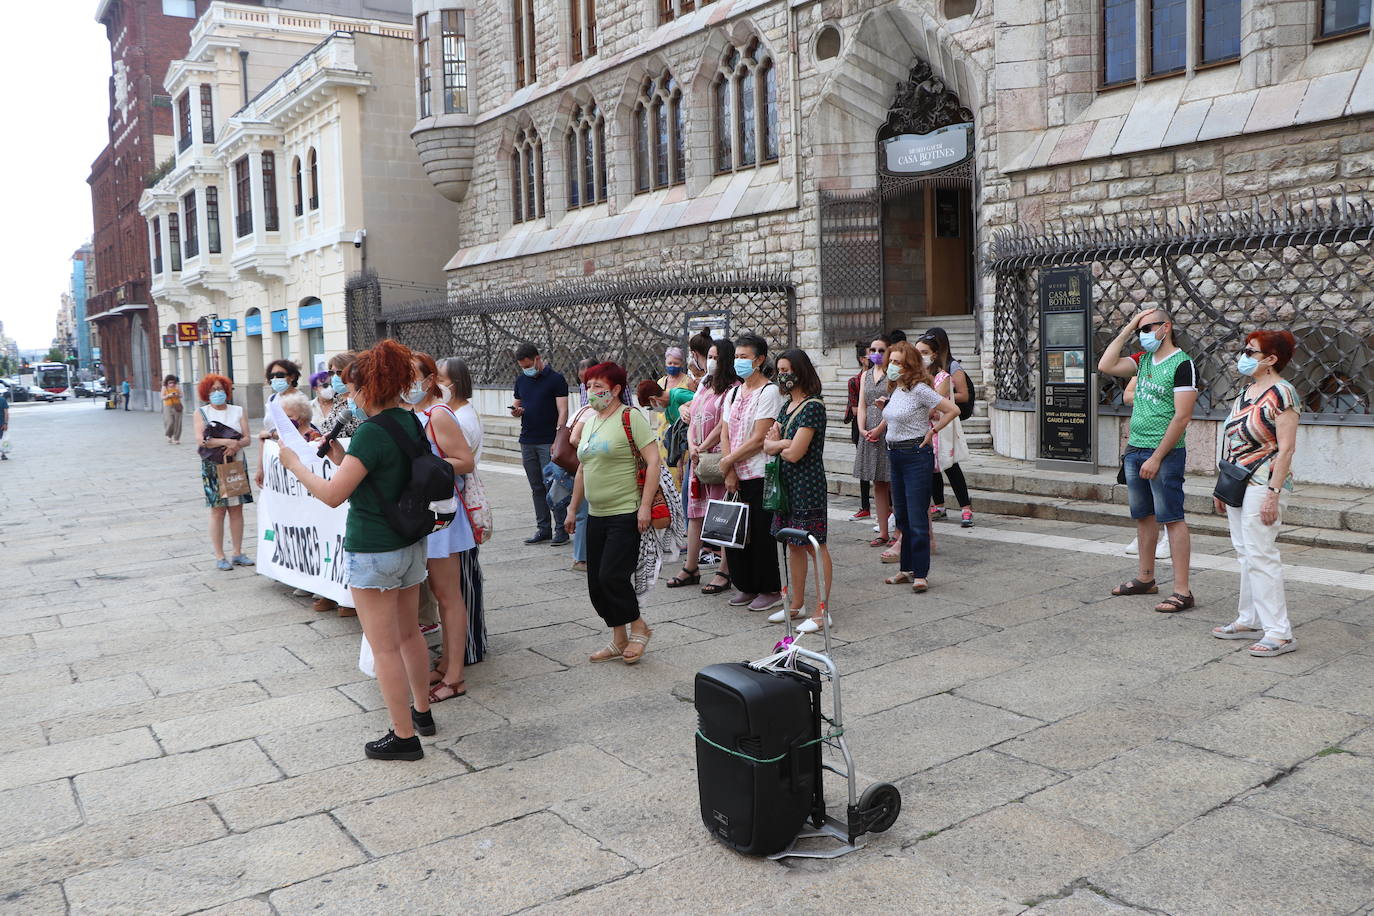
top-left (3, 401), bottom-right (1374, 915)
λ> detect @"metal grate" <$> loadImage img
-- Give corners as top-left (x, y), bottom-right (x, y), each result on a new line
top-left (347, 269), bottom-right (795, 386)
top-left (989, 188), bottom-right (1374, 424)
top-left (819, 190), bottom-right (883, 348)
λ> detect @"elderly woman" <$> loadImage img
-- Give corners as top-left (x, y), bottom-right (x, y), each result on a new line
top-left (319, 352), bottom-right (361, 439)
top-left (194, 374), bottom-right (253, 571)
top-left (1212, 330), bottom-right (1301, 657)
top-left (564, 362), bottom-right (660, 664)
top-left (307, 371), bottom-right (333, 428)
top-left (866, 341), bottom-right (958, 593)
top-left (255, 359), bottom-right (302, 487)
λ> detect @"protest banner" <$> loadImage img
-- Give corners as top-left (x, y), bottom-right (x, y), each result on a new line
top-left (256, 439), bottom-right (354, 606)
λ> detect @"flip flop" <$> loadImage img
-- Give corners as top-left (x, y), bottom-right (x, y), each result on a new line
top-left (589, 642), bottom-right (625, 663)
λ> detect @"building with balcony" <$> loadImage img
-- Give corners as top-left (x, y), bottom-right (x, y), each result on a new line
top-left (394, 0), bottom-right (1374, 488)
top-left (140, 1), bottom-right (453, 415)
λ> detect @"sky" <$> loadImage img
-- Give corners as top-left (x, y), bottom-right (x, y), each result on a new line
top-left (0, 4), bottom-right (113, 350)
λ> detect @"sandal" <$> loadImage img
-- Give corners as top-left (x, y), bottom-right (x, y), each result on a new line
top-left (869, 536), bottom-right (891, 548)
top-left (427, 680), bottom-right (466, 703)
top-left (1111, 578), bottom-right (1158, 597)
top-left (884, 572), bottom-right (914, 585)
top-left (701, 574), bottom-right (732, 596)
top-left (1154, 592), bottom-right (1195, 613)
top-left (912, 579), bottom-right (929, 593)
top-left (589, 642), bottom-right (625, 663)
top-left (1248, 637), bottom-right (1296, 657)
top-left (623, 628), bottom-right (653, 664)
top-left (666, 568), bottom-right (701, 588)
top-left (1212, 622), bottom-right (1262, 640)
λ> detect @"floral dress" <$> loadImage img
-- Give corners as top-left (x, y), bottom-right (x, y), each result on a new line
top-left (770, 398), bottom-right (828, 546)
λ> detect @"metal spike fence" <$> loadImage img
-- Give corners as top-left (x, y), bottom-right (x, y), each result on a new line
top-left (988, 187), bottom-right (1374, 424)
top-left (346, 269), bottom-right (796, 386)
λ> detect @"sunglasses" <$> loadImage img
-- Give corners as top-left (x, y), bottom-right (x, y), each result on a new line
top-left (867, 347), bottom-right (886, 353)
top-left (1139, 321), bottom-right (1167, 334)
top-left (1240, 347), bottom-right (1263, 358)
top-left (268, 372), bottom-right (290, 379)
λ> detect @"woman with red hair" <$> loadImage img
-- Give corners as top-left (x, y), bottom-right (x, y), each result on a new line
top-left (194, 374), bottom-right (253, 571)
top-left (1211, 329), bottom-right (1301, 657)
top-left (277, 339), bottom-right (438, 760)
top-left (564, 361), bottom-right (660, 663)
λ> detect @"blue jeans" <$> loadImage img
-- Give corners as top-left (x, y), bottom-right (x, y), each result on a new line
top-left (1124, 446), bottom-right (1187, 524)
top-left (573, 499), bottom-right (590, 563)
top-left (889, 443), bottom-right (935, 578)
top-left (521, 442), bottom-right (566, 535)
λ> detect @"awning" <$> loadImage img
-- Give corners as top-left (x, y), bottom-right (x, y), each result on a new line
top-left (87, 304), bottom-right (149, 321)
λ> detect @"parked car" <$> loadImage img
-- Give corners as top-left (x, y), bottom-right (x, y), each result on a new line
top-left (0, 380), bottom-right (29, 402)
top-left (27, 385), bottom-right (58, 402)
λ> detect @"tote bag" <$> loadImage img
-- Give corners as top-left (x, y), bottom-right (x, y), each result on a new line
top-left (702, 494), bottom-right (749, 549)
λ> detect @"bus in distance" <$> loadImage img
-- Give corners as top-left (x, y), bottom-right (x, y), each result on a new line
top-left (33, 363), bottom-right (72, 397)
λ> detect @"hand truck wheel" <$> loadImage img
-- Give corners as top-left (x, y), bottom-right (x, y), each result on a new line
top-left (858, 782), bottom-right (902, 834)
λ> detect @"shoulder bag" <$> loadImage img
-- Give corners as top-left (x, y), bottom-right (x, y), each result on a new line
top-left (621, 408), bottom-right (671, 529)
top-left (762, 398), bottom-right (822, 513)
top-left (198, 406), bottom-right (241, 463)
top-left (552, 405), bottom-right (591, 474)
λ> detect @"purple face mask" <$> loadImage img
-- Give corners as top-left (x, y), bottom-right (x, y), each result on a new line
top-left (868, 352), bottom-right (882, 365)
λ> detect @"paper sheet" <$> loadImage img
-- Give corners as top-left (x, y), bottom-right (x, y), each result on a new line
top-left (268, 397), bottom-right (317, 463)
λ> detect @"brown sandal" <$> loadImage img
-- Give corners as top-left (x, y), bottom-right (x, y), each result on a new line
top-left (1154, 592), bottom-right (1195, 613)
top-left (427, 680), bottom-right (466, 703)
top-left (1111, 578), bottom-right (1158, 596)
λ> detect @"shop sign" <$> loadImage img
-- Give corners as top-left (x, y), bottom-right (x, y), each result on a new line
top-left (880, 123), bottom-right (973, 175)
top-left (176, 322), bottom-right (200, 342)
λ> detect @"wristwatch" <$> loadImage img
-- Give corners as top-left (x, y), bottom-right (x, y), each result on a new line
top-left (1266, 486), bottom-right (1281, 494)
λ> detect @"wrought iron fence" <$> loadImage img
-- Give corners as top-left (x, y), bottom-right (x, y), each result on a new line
top-left (989, 188), bottom-right (1374, 424)
top-left (347, 269), bottom-right (796, 386)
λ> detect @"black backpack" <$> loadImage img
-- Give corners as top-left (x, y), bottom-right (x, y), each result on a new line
top-left (957, 369), bottom-right (977, 422)
top-left (362, 411), bottom-right (456, 544)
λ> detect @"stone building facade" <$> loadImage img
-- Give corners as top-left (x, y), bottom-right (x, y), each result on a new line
top-left (401, 0), bottom-right (1374, 485)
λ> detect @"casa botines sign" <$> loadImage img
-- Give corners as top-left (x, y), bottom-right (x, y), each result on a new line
top-left (880, 123), bottom-right (974, 175)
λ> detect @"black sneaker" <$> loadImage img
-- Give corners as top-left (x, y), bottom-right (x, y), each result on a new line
top-left (411, 706), bottom-right (435, 737)
top-left (550, 533), bottom-right (570, 546)
top-left (364, 730), bottom-right (423, 761)
top-left (524, 532), bottom-right (552, 545)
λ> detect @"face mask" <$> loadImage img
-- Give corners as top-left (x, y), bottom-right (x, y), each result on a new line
top-left (347, 397), bottom-right (367, 421)
top-left (209, 390), bottom-right (227, 406)
top-left (705, 358), bottom-right (718, 376)
top-left (318, 386), bottom-right (335, 400)
top-left (922, 355), bottom-right (934, 367)
top-left (886, 363), bottom-right (902, 382)
top-left (587, 389), bottom-right (615, 410)
top-left (776, 372), bottom-right (797, 393)
top-left (521, 365), bottom-right (539, 378)
top-left (401, 381), bottom-right (426, 405)
top-left (1237, 354), bottom-right (1260, 376)
top-left (734, 358), bottom-right (755, 380)
top-left (270, 377), bottom-right (289, 394)
top-left (330, 374), bottom-right (348, 395)
top-left (869, 352), bottom-right (882, 365)
top-left (438, 384), bottom-right (452, 401)
top-left (1138, 329), bottom-right (1163, 354)
top-left (665, 365), bottom-right (682, 377)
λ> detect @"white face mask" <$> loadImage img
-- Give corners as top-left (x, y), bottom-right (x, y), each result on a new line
top-left (705, 358), bottom-right (718, 375)
top-left (438, 384), bottom-right (453, 401)
top-left (318, 386), bottom-right (335, 400)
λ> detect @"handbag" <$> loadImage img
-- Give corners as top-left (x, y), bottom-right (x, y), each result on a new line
top-left (198, 406), bottom-right (241, 462)
top-left (695, 452), bottom-right (725, 485)
top-left (459, 470), bottom-right (493, 544)
top-left (702, 493), bottom-right (749, 549)
top-left (665, 418), bottom-right (689, 468)
top-left (762, 457), bottom-right (789, 513)
top-left (1214, 454), bottom-right (1272, 508)
top-left (621, 408), bottom-right (671, 529)
top-left (552, 406), bottom-right (591, 474)
top-left (214, 456), bottom-right (251, 499)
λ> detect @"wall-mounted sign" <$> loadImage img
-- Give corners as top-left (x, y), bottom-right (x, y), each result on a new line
top-left (162, 334), bottom-right (176, 348)
top-left (176, 322), bottom-right (200, 342)
top-left (212, 318), bottom-right (238, 337)
top-left (271, 309), bottom-right (289, 333)
top-left (685, 311), bottom-right (731, 342)
top-left (880, 123), bottom-right (974, 175)
top-left (245, 312), bottom-right (263, 336)
top-left (1037, 266), bottom-right (1095, 470)
top-left (298, 303), bottom-right (324, 330)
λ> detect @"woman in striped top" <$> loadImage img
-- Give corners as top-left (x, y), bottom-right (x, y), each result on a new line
top-left (1211, 329), bottom-right (1300, 657)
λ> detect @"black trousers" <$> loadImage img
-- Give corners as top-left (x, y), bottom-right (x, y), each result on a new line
top-left (725, 477), bottom-right (782, 596)
top-left (932, 463), bottom-right (972, 509)
top-left (586, 512), bottom-right (642, 627)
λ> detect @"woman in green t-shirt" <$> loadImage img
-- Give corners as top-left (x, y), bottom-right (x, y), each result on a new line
top-left (278, 339), bottom-right (436, 762)
top-left (564, 362), bottom-right (661, 664)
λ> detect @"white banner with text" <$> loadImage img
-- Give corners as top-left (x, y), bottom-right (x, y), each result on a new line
top-left (256, 439), bottom-right (354, 606)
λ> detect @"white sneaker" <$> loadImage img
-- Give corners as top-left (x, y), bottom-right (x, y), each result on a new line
top-left (767, 607), bottom-right (805, 623)
top-left (795, 615), bottom-right (832, 634)
top-left (1156, 530), bottom-right (1171, 559)
top-left (1125, 538), bottom-right (1139, 556)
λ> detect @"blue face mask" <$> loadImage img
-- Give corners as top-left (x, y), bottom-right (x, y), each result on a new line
top-left (209, 390), bottom-right (227, 406)
top-left (1138, 329), bottom-right (1163, 354)
top-left (270, 377), bottom-right (289, 394)
top-left (400, 381), bottom-right (426, 405)
top-left (665, 365), bottom-right (682, 377)
top-left (347, 397), bottom-right (367, 421)
top-left (330, 374), bottom-right (347, 395)
top-left (1237, 354), bottom-right (1260, 376)
top-left (734, 358), bottom-right (755, 380)
top-left (521, 365), bottom-right (539, 378)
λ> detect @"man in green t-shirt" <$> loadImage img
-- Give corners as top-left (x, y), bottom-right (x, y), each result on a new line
top-left (1098, 308), bottom-right (1200, 613)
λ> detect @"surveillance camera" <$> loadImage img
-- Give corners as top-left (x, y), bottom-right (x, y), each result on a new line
top-left (353, 229), bottom-right (366, 248)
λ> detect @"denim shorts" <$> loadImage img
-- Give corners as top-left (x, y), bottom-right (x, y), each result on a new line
top-left (1123, 446), bottom-right (1187, 524)
top-left (347, 540), bottom-right (428, 591)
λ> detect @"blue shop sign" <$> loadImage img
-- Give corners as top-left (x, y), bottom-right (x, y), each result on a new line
top-left (298, 303), bottom-right (324, 329)
top-left (212, 318), bottom-right (238, 337)
top-left (271, 309), bottom-right (289, 333)
top-left (245, 312), bottom-right (263, 336)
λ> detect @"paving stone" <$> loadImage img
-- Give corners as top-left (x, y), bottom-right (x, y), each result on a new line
top-left (552, 763), bottom-right (709, 869)
top-left (1089, 806), bottom-right (1374, 915)
top-left (0, 802), bottom-right (225, 895)
top-left (0, 673), bottom-right (153, 729)
top-left (0, 727), bottom-right (161, 793)
top-left (0, 883), bottom-right (65, 916)
top-left (829, 617), bottom-right (999, 672)
top-left (0, 664), bottom-right (71, 696)
top-left (0, 780), bottom-right (81, 850)
top-left (841, 647), bottom-right (1024, 718)
top-left (190, 899), bottom-right (275, 916)
top-left (151, 687), bottom-right (361, 753)
top-left (1028, 889), bottom-right (1142, 914)
top-left (1238, 751), bottom-right (1374, 844)
top-left (271, 812), bottom-right (632, 915)
top-left (333, 743), bottom-right (645, 856)
top-left (63, 814), bottom-right (365, 916)
top-left (916, 803), bottom-right (1132, 902)
top-left (1126, 660), bottom-right (1288, 717)
top-left (74, 740), bottom-right (281, 822)
top-left (1024, 740), bottom-right (1274, 846)
top-left (139, 646), bottom-right (309, 696)
top-left (1345, 726), bottom-right (1374, 755)
top-left (997, 700), bottom-right (1191, 772)
top-left (890, 749), bottom-right (1063, 841)
top-left (955, 653), bottom-right (1165, 722)
top-left (1266, 652), bottom-right (1374, 717)
top-left (1172, 695), bottom-right (1367, 769)
top-left (465, 655), bottom-right (691, 725)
